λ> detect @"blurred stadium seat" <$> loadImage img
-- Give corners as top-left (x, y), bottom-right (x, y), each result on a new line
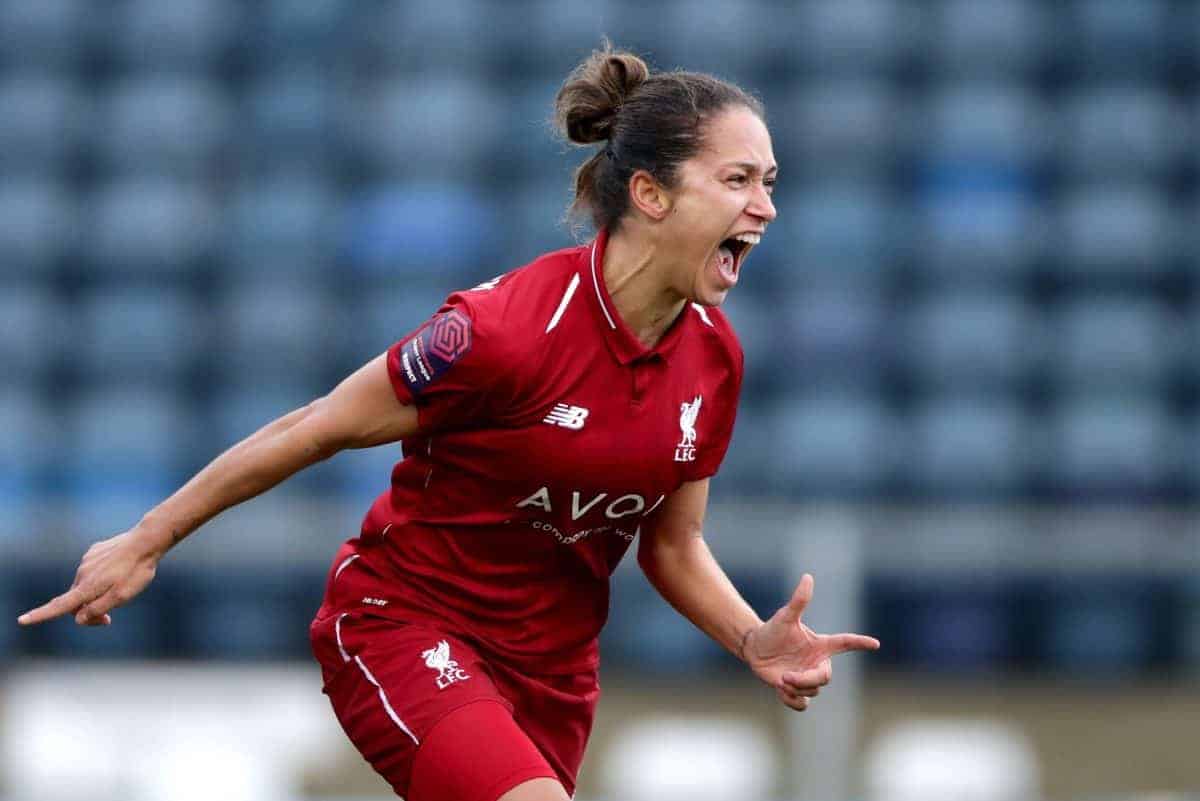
top-left (787, 78), bottom-right (903, 176)
top-left (789, 0), bottom-right (916, 75)
top-left (94, 76), bottom-right (232, 178)
top-left (82, 178), bottom-right (218, 277)
top-left (1056, 183), bottom-right (1173, 278)
top-left (906, 395), bottom-right (1030, 496)
top-left (0, 179), bottom-right (77, 276)
top-left (1062, 0), bottom-right (1170, 78)
top-left (775, 179), bottom-right (900, 282)
top-left (340, 183), bottom-right (501, 287)
top-left (1044, 395), bottom-right (1178, 497)
top-left (1050, 296), bottom-right (1180, 391)
top-left (240, 67), bottom-right (339, 171)
top-left (929, 0), bottom-right (1048, 78)
top-left (222, 172), bottom-right (339, 279)
top-left (0, 0), bottom-right (88, 70)
top-left (1057, 87), bottom-right (1183, 180)
top-left (901, 290), bottom-right (1036, 391)
top-left (0, 283), bottom-right (62, 384)
top-left (72, 286), bottom-right (207, 385)
top-left (0, 74), bottom-right (85, 180)
top-left (101, 0), bottom-right (240, 73)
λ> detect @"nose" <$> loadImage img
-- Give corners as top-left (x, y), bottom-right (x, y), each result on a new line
top-left (749, 183), bottom-right (776, 223)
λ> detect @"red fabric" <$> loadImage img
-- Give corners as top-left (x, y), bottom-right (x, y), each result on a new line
top-left (315, 229), bottom-right (744, 673)
top-left (310, 611), bottom-right (597, 799)
top-left (410, 701), bottom-right (559, 801)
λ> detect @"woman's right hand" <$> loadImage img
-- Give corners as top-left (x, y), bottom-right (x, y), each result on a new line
top-left (17, 526), bottom-right (170, 627)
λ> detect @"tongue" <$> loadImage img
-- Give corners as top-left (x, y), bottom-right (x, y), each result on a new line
top-left (717, 245), bottom-right (736, 282)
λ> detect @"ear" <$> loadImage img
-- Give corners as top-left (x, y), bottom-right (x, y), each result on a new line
top-left (628, 169), bottom-right (673, 221)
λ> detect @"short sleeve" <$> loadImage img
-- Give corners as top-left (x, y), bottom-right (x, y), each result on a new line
top-left (687, 348), bottom-right (744, 481)
top-left (385, 295), bottom-right (510, 432)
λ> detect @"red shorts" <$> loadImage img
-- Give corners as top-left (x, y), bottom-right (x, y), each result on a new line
top-left (310, 610), bottom-right (599, 801)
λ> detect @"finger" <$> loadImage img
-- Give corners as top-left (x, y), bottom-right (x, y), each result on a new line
top-left (76, 610), bottom-right (112, 627)
top-left (776, 687), bottom-right (809, 711)
top-left (779, 573), bottom-right (814, 624)
top-left (782, 660), bottom-right (832, 689)
top-left (820, 633), bottom-right (881, 655)
top-left (17, 588), bottom-right (90, 627)
top-left (781, 683), bottom-right (821, 699)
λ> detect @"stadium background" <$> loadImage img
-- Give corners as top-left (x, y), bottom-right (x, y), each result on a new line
top-left (2, 0), bottom-right (1199, 799)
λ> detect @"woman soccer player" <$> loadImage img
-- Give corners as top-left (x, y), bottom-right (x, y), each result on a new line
top-left (19, 45), bottom-right (880, 801)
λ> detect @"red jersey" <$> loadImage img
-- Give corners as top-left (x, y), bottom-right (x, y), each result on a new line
top-left (318, 229), bottom-right (744, 673)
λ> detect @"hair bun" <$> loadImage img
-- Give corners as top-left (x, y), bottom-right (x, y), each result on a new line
top-left (554, 44), bottom-right (650, 145)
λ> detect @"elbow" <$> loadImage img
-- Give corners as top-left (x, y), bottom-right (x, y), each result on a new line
top-left (298, 397), bottom-right (349, 461)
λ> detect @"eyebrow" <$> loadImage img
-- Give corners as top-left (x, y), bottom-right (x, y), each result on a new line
top-left (724, 161), bottom-right (778, 175)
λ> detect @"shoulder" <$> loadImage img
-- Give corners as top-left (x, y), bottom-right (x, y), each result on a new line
top-left (688, 303), bottom-right (744, 375)
top-left (443, 244), bottom-right (587, 332)
top-left (432, 244), bottom-right (589, 366)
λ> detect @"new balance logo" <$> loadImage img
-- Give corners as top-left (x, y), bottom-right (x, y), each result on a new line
top-left (543, 403), bottom-right (589, 430)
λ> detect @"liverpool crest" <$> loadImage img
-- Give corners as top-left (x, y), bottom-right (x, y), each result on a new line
top-left (674, 395), bottom-right (702, 462)
top-left (421, 641), bottom-right (471, 689)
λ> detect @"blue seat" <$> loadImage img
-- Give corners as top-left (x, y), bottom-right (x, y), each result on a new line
top-left (776, 284), bottom-right (888, 388)
top-left (72, 287), bottom-right (205, 385)
top-left (929, 0), bottom-right (1048, 77)
top-left (344, 78), bottom-right (505, 179)
top-left (774, 181), bottom-right (898, 282)
top-left (511, 1), bottom-right (621, 75)
top-left (242, 68), bottom-right (338, 170)
top-left (907, 395), bottom-right (1030, 495)
top-left (348, 281), bottom-right (462, 362)
top-left (650, 0), bottom-right (776, 78)
top-left (787, 78), bottom-right (900, 175)
top-left (914, 175), bottom-right (1038, 279)
top-left (60, 389), bottom-right (192, 542)
top-left (902, 291), bottom-right (1036, 390)
top-left (354, 0), bottom-right (495, 73)
top-left (341, 183), bottom-right (501, 288)
top-left (0, 0), bottom-right (87, 70)
top-left (1051, 298), bottom-right (1177, 390)
top-left (922, 83), bottom-right (1047, 168)
top-left (1044, 579), bottom-right (1156, 676)
top-left (0, 180), bottom-right (76, 276)
top-left (95, 77), bottom-right (231, 178)
top-left (787, 0), bottom-right (913, 75)
top-left (0, 284), bottom-right (62, 383)
top-left (1058, 88), bottom-right (1180, 179)
top-left (0, 389), bottom-right (55, 542)
top-left (102, 0), bottom-right (239, 72)
top-left (1062, 0), bottom-right (1169, 78)
top-left (255, 0), bottom-right (351, 60)
top-left (505, 182), bottom-right (577, 267)
top-left (1046, 395), bottom-right (1176, 496)
top-left (83, 179), bottom-right (217, 277)
top-left (222, 174), bottom-right (338, 279)
top-left (1056, 185), bottom-right (1171, 277)
top-left (0, 75), bottom-right (83, 179)
top-left (332, 442), bottom-right (405, 510)
top-left (215, 282), bottom-right (342, 386)
top-left (764, 392), bottom-right (898, 495)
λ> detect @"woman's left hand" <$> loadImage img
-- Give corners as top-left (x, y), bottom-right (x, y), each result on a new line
top-left (742, 573), bottom-right (880, 711)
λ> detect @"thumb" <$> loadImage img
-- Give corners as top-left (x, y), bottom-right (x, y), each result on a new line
top-left (780, 573), bottom-right (814, 624)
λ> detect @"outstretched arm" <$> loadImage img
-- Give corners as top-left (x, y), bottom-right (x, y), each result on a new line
top-left (18, 352), bottom-right (419, 628)
top-left (637, 479), bottom-right (879, 711)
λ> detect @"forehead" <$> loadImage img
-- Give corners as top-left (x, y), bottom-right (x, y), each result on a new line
top-left (695, 106), bottom-right (775, 171)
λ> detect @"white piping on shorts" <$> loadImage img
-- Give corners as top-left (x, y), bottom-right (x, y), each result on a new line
top-left (334, 612), bottom-right (420, 746)
top-left (545, 272), bottom-right (581, 333)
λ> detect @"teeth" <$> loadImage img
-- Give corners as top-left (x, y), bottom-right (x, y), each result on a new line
top-left (732, 233), bottom-right (761, 245)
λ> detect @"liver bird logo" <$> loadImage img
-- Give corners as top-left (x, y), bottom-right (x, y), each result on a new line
top-left (421, 640), bottom-right (470, 689)
top-left (678, 395), bottom-right (702, 448)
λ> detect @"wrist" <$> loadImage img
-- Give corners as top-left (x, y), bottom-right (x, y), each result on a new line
top-left (737, 625), bottom-right (759, 663)
top-left (133, 513), bottom-right (179, 558)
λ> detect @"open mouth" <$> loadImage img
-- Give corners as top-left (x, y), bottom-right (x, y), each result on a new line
top-left (716, 233), bottom-right (759, 283)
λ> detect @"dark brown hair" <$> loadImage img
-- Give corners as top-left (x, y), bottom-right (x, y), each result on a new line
top-left (553, 42), bottom-right (766, 234)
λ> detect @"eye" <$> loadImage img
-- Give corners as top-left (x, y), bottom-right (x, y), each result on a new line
top-left (726, 174), bottom-right (748, 186)
top-left (764, 176), bottom-right (777, 193)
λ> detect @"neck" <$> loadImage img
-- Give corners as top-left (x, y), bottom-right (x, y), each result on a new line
top-left (602, 225), bottom-right (688, 349)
